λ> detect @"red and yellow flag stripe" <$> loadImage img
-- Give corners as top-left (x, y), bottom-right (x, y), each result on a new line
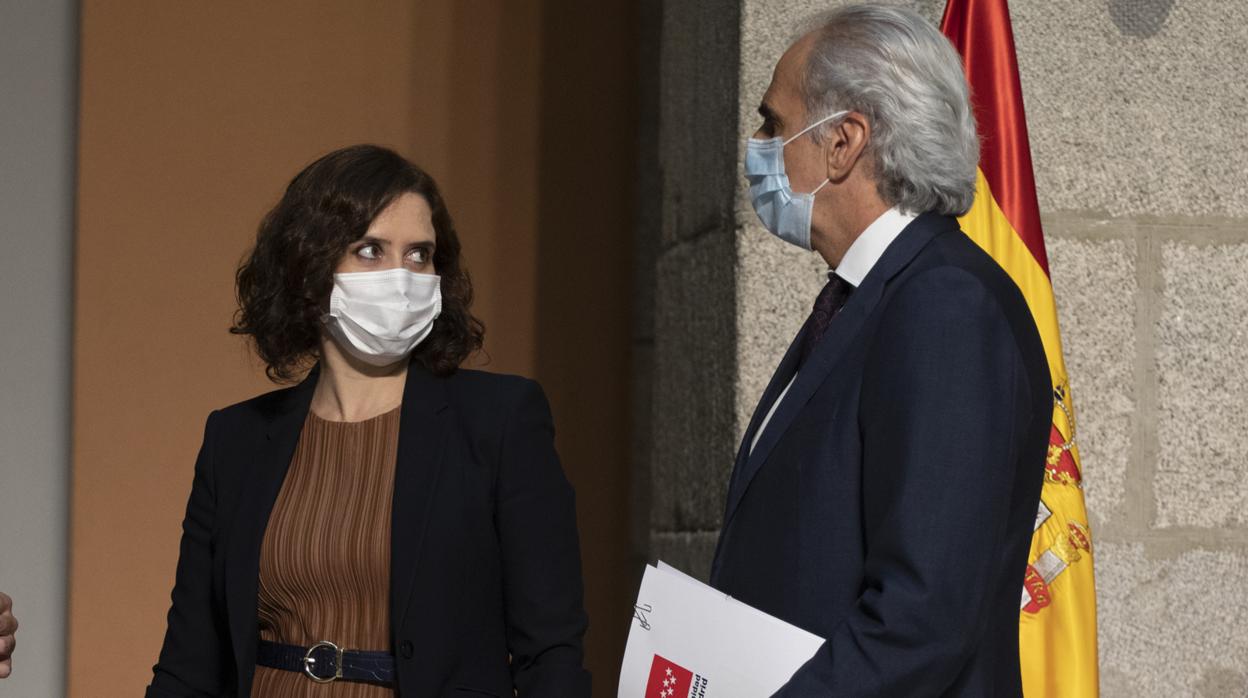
top-left (941, 1), bottom-right (1100, 695)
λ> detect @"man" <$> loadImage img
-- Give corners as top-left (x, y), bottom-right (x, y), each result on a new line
top-left (0, 591), bottom-right (15, 678)
top-left (710, 5), bottom-right (1051, 696)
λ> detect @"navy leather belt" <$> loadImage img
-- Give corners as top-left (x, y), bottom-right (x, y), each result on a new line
top-left (256, 639), bottom-right (396, 685)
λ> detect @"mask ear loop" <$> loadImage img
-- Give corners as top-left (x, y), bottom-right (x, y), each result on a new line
top-left (790, 111), bottom-right (845, 196)
top-left (782, 110), bottom-right (848, 146)
top-left (785, 111), bottom-right (845, 197)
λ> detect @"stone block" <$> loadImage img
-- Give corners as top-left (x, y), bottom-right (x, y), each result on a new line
top-left (659, 0), bottom-right (741, 248)
top-left (1155, 240), bottom-right (1248, 527)
top-left (648, 530), bottom-right (721, 583)
top-left (1096, 542), bottom-right (1248, 696)
top-left (1045, 224), bottom-right (1137, 529)
top-left (651, 231), bottom-right (738, 531)
top-left (1009, 1), bottom-right (1248, 217)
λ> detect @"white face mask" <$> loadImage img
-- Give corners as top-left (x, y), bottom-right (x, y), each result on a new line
top-left (322, 268), bottom-right (442, 367)
top-left (744, 110), bottom-right (848, 250)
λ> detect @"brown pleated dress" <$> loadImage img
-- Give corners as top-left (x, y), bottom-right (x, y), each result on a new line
top-left (251, 405), bottom-right (402, 697)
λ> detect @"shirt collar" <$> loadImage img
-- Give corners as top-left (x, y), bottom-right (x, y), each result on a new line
top-left (832, 206), bottom-right (918, 287)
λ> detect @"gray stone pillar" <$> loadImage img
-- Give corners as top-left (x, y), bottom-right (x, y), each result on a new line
top-left (648, 0), bottom-right (743, 576)
top-left (645, 0), bottom-right (1248, 694)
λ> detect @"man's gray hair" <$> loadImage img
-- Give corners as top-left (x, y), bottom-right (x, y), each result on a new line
top-left (800, 4), bottom-right (979, 216)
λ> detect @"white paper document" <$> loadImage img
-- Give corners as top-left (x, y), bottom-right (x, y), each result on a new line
top-left (618, 562), bottom-right (825, 697)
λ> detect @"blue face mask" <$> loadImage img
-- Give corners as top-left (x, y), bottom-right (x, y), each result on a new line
top-left (744, 110), bottom-right (848, 250)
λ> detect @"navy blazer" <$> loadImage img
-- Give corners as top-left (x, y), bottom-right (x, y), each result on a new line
top-left (711, 214), bottom-right (1051, 697)
top-left (147, 364), bottom-right (591, 697)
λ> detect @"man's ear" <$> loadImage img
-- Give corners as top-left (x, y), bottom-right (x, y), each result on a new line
top-left (824, 112), bottom-right (871, 182)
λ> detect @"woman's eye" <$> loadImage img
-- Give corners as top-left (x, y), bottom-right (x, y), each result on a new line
top-left (407, 248), bottom-right (430, 265)
top-left (357, 244), bottom-right (381, 260)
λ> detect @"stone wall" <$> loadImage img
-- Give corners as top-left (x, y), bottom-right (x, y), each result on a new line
top-left (644, 1), bottom-right (1248, 695)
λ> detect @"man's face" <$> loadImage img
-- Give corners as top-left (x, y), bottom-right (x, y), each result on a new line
top-left (755, 33), bottom-right (828, 196)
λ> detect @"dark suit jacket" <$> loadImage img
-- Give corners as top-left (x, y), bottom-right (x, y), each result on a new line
top-left (711, 214), bottom-right (1051, 697)
top-left (147, 363), bottom-right (591, 697)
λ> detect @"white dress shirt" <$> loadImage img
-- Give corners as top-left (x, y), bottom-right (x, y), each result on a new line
top-left (748, 207), bottom-right (918, 455)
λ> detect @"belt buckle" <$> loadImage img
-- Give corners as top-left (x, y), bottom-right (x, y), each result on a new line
top-left (302, 640), bottom-right (344, 683)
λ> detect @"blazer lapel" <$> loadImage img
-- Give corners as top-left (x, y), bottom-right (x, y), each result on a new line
top-left (225, 366), bottom-right (317, 692)
top-left (711, 320), bottom-right (810, 583)
top-left (720, 214), bottom-right (955, 528)
top-left (389, 363), bottom-right (451, 629)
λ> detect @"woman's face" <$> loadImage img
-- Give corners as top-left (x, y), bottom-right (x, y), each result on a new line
top-left (336, 192), bottom-right (438, 275)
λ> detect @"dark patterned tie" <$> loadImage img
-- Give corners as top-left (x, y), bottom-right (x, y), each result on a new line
top-left (798, 272), bottom-right (854, 367)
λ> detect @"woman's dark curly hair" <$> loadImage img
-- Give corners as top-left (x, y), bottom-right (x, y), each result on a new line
top-left (231, 144), bottom-right (484, 382)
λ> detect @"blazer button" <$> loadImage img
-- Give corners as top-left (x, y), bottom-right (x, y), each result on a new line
top-left (400, 640), bottom-right (414, 659)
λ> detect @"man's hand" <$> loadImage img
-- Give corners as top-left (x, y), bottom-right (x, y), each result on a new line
top-left (0, 592), bottom-right (16, 678)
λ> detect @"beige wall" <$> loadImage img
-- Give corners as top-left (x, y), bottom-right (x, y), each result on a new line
top-left (535, 0), bottom-right (640, 687)
top-left (70, 1), bottom-right (632, 694)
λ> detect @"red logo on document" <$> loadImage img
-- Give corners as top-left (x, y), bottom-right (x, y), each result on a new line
top-left (646, 655), bottom-right (692, 698)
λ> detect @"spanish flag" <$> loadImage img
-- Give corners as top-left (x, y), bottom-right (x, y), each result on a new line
top-left (940, 1), bottom-right (1100, 695)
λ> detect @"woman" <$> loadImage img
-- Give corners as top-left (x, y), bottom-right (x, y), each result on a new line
top-left (146, 145), bottom-right (591, 697)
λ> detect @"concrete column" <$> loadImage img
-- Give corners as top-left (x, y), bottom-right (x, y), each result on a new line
top-left (646, 1), bottom-right (1248, 694)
